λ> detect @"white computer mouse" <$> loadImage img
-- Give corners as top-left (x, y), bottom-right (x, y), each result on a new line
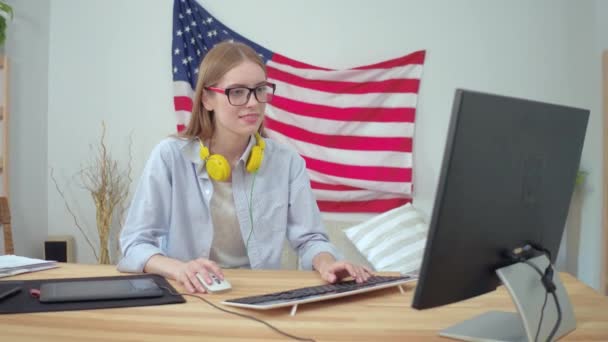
top-left (195, 273), bottom-right (232, 293)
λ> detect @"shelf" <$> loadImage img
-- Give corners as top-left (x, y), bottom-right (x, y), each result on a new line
top-left (0, 55), bottom-right (7, 193)
top-left (0, 53), bottom-right (10, 255)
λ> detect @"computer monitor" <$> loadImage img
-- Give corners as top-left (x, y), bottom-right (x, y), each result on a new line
top-left (412, 89), bottom-right (589, 341)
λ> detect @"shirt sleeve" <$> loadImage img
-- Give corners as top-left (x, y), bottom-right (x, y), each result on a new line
top-left (116, 141), bottom-right (174, 273)
top-left (285, 154), bottom-right (343, 270)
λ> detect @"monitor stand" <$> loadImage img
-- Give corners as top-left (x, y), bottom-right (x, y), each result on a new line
top-left (439, 254), bottom-right (576, 342)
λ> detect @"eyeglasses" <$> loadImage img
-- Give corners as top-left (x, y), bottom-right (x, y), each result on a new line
top-left (205, 82), bottom-right (276, 106)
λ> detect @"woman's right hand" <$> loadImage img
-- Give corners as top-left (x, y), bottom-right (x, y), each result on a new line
top-left (175, 258), bottom-right (224, 293)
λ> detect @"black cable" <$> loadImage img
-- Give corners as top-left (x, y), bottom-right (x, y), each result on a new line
top-left (522, 258), bottom-right (562, 342)
top-left (526, 243), bottom-right (563, 342)
top-left (534, 291), bottom-right (549, 342)
top-left (547, 292), bottom-right (562, 342)
top-left (159, 286), bottom-right (316, 342)
top-left (522, 260), bottom-right (549, 342)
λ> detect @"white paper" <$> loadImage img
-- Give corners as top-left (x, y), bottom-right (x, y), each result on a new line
top-left (0, 255), bottom-right (58, 276)
top-left (0, 255), bottom-right (55, 268)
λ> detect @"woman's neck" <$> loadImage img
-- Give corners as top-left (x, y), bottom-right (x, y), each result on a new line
top-left (209, 132), bottom-right (251, 166)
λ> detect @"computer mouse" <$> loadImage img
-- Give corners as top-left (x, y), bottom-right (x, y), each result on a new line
top-left (195, 273), bottom-right (232, 293)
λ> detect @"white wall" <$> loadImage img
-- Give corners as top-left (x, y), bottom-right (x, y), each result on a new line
top-left (2, 0), bottom-right (50, 258)
top-left (594, 0), bottom-right (608, 290)
top-left (47, 0), bottom-right (175, 262)
top-left (7, 0), bottom-right (603, 289)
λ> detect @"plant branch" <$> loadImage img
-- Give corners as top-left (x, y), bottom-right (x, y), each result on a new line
top-left (50, 167), bottom-right (99, 261)
top-left (51, 121), bottom-right (133, 264)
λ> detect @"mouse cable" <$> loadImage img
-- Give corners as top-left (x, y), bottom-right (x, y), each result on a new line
top-left (160, 286), bottom-right (316, 342)
top-left (522, 260), bottom-right (562, 342)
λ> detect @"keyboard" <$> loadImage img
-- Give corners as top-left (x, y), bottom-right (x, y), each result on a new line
top-left (221, 274), bottom-right (416, 310)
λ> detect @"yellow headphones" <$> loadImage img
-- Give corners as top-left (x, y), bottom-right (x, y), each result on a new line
top-left (199, 133), bottom-right (265, 181)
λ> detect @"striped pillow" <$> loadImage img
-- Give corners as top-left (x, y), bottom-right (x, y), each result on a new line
top-left (344, 203), bottom-right (428, 275)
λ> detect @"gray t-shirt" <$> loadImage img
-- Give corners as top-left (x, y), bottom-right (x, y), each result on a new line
top-left (209, 180), bottom-right (251, 269)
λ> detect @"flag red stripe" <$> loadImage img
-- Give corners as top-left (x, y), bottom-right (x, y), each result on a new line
top-left (174, 96), bottom-right (193, 112)
top-left (310, 181), bottom-right (364, 191)
top-left (267, 66), bottom-right (421, 94)
top-left (354, 51), bottom-right (426, 70)
top-left (272, 51), bottom-right (425, 71)
top-left (271, 53), bottom-right (331, 71)
top-left (317, 198), bottom-right (412, 213)
top-left (269, 96), bottom-right (416, 123)
top-left (302, 156), bottom-right (412, 182)
top-left (265, 116), bottom-right (412, 152)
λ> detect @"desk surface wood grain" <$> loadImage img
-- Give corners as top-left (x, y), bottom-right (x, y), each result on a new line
top-left (1, 263), bottom-right (607, 341)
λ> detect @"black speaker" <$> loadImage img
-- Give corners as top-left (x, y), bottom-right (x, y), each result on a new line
top-left (44, 236), bottom-right (75, 262)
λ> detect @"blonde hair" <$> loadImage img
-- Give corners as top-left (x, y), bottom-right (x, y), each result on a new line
top-left (179, 41), bottom-right (267, 140)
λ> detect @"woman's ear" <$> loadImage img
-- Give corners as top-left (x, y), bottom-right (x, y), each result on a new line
top-left (202, 90), bottom-right (214, 111)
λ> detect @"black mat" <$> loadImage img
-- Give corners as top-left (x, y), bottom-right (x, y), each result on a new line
top-left (0, 274), bottom-right (185, 314)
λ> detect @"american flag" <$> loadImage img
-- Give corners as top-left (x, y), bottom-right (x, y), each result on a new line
top-left (172, 0), bottom-right (425, 213)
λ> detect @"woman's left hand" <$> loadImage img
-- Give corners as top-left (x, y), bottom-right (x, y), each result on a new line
top-left (317, 260), bottom-right (373, 284)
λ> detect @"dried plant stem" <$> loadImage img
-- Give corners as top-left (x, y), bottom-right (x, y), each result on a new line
top-left (50, 167), bottom-right (99, 261)
top-left (51, 121), bottom-right (132, 264)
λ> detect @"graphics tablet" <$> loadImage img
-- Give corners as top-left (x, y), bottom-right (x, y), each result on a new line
top-left (39, 278), bottom-right (164, 303)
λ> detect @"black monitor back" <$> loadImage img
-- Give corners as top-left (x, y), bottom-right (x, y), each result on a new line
top-left (412, 89), bottom-right (589, 309)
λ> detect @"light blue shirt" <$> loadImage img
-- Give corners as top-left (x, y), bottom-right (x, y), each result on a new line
top-left (117, 135), bottom-right (342, 273)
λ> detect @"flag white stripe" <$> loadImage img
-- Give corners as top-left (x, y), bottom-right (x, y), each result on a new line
top-left (266, 130), bottom-right (412, 168)
top-left (313, 189), bottom-right (408, 202)
top-left (176, 110), bottom-right (191, 126)
top-left (267, 60), bottom-right (424, 82)
top-left (173, 81), bottom-right (194, 97)
top-left (307, 169), bottom-right (412, 195)
top-left (266, 106), bottom-right (414, 138)
top-left (269, 79), bottom-right (419, 108)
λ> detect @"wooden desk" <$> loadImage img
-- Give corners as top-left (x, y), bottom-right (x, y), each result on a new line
top-left (1, 263), bottom-right (607, 341)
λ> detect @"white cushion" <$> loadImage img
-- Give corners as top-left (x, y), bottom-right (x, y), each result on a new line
top-left (344, 203), bottom-right (428, 275)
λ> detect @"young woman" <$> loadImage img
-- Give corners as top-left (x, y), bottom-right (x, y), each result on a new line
top-left (118, 41), bottom-right (372, 293)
